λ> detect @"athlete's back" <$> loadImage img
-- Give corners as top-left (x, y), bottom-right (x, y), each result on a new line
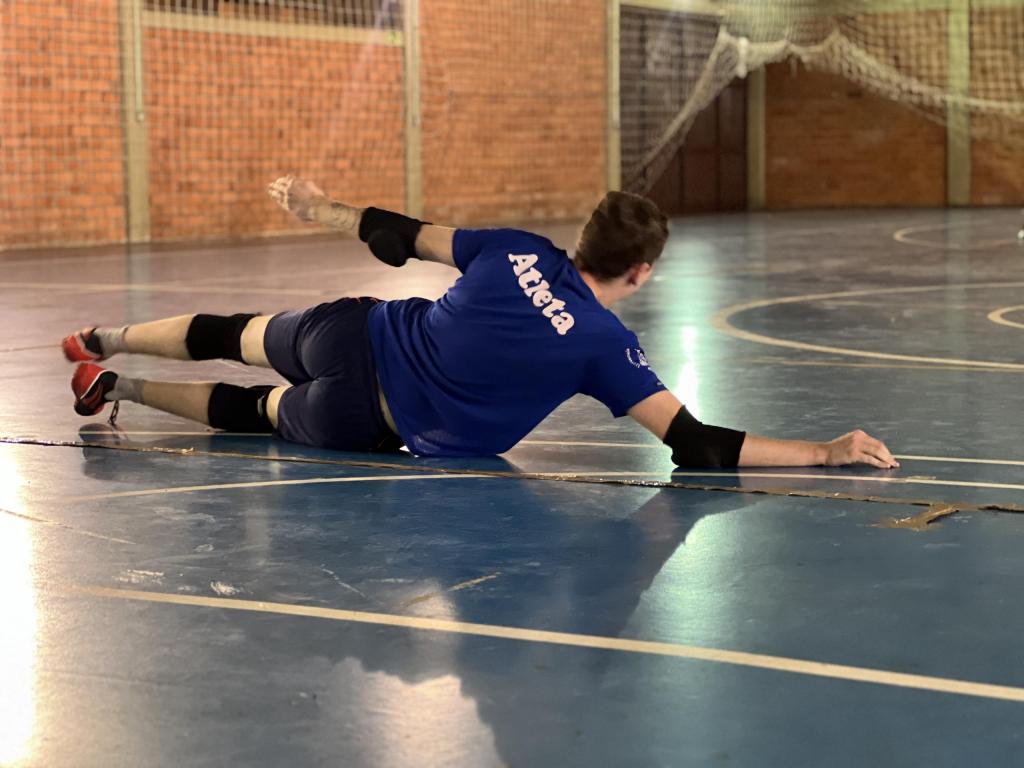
top-left (368, 229), bottom-right (665, 456)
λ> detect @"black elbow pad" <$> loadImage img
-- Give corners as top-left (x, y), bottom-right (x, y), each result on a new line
top-left (663, 406), bottom-right (746, 468)
top-left (359, 207), bottom-right (429, 267)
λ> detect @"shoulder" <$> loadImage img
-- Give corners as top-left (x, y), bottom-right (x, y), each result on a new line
top-left (457, 228), bottom-right (561, 254)
top-left (455, 228), bottom-right (568, 275)
top-left (590, 317), bottom-right (654, 368)
top-left (589, 310), bottom-right (636, 345)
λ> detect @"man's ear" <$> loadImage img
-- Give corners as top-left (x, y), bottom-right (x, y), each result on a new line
top-left (627, 262), bottom-right (653, 286)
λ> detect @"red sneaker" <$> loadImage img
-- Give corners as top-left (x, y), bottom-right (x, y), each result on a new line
top-left (72, 363), bottom-right (117, 416)
top-left (62, 327), bottom-right (106, 362)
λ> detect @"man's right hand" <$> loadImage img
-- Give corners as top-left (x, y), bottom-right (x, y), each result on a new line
top-left (268, 175), bottom-right (327, 222)
top-left (825, 429), bottom-right (899, 469)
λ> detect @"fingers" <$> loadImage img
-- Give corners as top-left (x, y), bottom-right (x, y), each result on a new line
top-left (267, 175), bottom-right (294, 210)
top-left (859, 453), bottom-right (892, 469)
top-left (862, 435), bottom-right (899, 469)
top-left (268, 175), bottom-right (293, 195)
top-left (854, 430), bottom-right (900, 469)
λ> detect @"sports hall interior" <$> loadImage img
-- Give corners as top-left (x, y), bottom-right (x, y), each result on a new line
top-left (1, 1), bottom-right (1023, 765)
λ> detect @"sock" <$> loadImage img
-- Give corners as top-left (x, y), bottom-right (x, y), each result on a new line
top-left (108, 374), bottom-right (144, 404)
top-left (94, 325), bottom-right (129, 357)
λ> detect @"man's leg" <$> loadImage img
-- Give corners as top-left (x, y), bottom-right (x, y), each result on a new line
top-left (238, 314), bottom-right (274, 367)
top-left (139, 378), bottom-right (288, 428)
top-left (72, 362), bottom-right (288, 431)
top-left (63, 313), bottom-right (274, 366)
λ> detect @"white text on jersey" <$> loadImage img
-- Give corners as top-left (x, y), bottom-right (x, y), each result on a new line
top-left (507, 253), bottom-right (576, 335)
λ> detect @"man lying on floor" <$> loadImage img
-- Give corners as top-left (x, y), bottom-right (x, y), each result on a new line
top-left (63, 176), bottom-right (899, 470)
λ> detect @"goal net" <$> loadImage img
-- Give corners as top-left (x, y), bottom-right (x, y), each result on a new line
top-left (620, 0), bottom-right (1024, 192)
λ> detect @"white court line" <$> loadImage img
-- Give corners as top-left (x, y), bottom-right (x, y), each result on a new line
top-left (521, 439), bottom-right (660, 450)
top-left (989, 305), bottom-right (1024, 331)
top-left (740, 356), bottom-right (1024, 374)
top-left (709, 282), bottom-right (1024, 371)
top-left (0, 280), bottom-right (330, 298)
top-left (154, 263), bottom-right (382, 289)
top-left (78, 430), bottom-right (272, 437)
top-left (74, 585), bottom-right (1024, 704)
top-left (662, 471), bottom-right (1024, 493)
top-left (893, 221), bottom-right (1017, 250)
top-left (898, 454), bottom-right (1024, 468)
top-left (2, 507), bottom-right (137, 545)
top-left (0, 232), bottom-right (315, 268)
top-left (521, 441), bottom-right (1024, 468)
top-left (63, 463), bottom-right (1024, 499)
top-left (65, 434), bottom-right (1024, 469)
top-left (80, 466), bottom-right (1020, 498)
top-left (73, 473), bottom-right (485, 501)
top-left (517, 469), bottom-right (1024, 493)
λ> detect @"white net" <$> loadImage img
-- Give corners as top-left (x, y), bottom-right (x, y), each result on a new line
top-left (1, 0), bottom-right (1022, 248)
top-left (620, 1), bottom-right (1024, 192)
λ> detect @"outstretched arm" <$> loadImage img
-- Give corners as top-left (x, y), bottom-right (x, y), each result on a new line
top-left (268, 175), bottom-right (455, 267)
top-left (628, 390), bottom-right (899, 469)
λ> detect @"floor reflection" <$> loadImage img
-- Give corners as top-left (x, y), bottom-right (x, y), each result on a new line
top-left (0, 450), bottom-right (36, 765)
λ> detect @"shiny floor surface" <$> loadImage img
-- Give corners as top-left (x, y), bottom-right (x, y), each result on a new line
top-left (2, 208), bottom-right (1024, 767)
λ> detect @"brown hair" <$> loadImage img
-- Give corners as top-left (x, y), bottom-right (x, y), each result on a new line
top-left (574, 192), bottom-right (668, 280)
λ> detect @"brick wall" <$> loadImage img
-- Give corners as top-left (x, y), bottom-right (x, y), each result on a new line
top-left (3, 3), bottom-right (1021, 250)
top-left (143, 27), bottom-right (405, 241)
top-left (419, 0), bottom-right (607, 226)
top-left (763, 8), bottom-right (1024, 210)
top-left (972, 137), bottom-right (1024, 205)
top-left (764, 61), bottom-right (948, 208)
top-left (0, 0), bottom-right (125, 248)
top-left (1, 0), bottom-right (605, 248)
top-left (970, 6), bottom-right (1024, 205)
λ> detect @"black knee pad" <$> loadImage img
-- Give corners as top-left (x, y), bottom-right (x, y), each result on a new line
top-left (185, 313), bottom-right (257, 362)
top-left (208, 383), bottom-right (275, 433)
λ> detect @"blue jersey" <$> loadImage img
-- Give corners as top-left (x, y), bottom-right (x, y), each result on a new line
top-left (366, 228), bottom-right (666, 456)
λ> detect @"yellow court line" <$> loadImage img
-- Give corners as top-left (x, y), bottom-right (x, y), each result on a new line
top-left (73, 473), bottom-right (485, 501)
top-left (709, 281), bottom-right (1024, 371)
top-left (988, 305), bottom-right (1024, 331)
top-left (892, 221), bottom-right (1016, 250)
top-left (73, 585), bottom-right (1024, 704)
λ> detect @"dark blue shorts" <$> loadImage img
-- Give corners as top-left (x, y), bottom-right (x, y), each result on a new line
top-left (263, 298), bottom-right (403, 452)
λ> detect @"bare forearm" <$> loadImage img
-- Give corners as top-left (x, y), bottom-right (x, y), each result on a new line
top-left (313, 200), bottom-right (454, 265)
top-left (738, 434), bottom-right (827, 467)
top-left (630, 391), bottom-right (897, 469)
top-left (309, 199), bottom-right (363, 237)
top-left (414, 225), bottom-right (456, 266)
top-left (269, 177), bottom-right (456, 267)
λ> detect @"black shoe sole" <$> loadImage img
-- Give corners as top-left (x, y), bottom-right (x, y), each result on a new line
top-left (74, 370), bottom-right (116, 416)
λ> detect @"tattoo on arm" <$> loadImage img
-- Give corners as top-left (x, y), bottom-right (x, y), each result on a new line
top-left (311, 200), bottom-right (364, 237)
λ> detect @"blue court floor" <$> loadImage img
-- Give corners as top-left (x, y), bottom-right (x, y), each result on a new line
top-left (1, 208), bottom-right (1023, 767)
